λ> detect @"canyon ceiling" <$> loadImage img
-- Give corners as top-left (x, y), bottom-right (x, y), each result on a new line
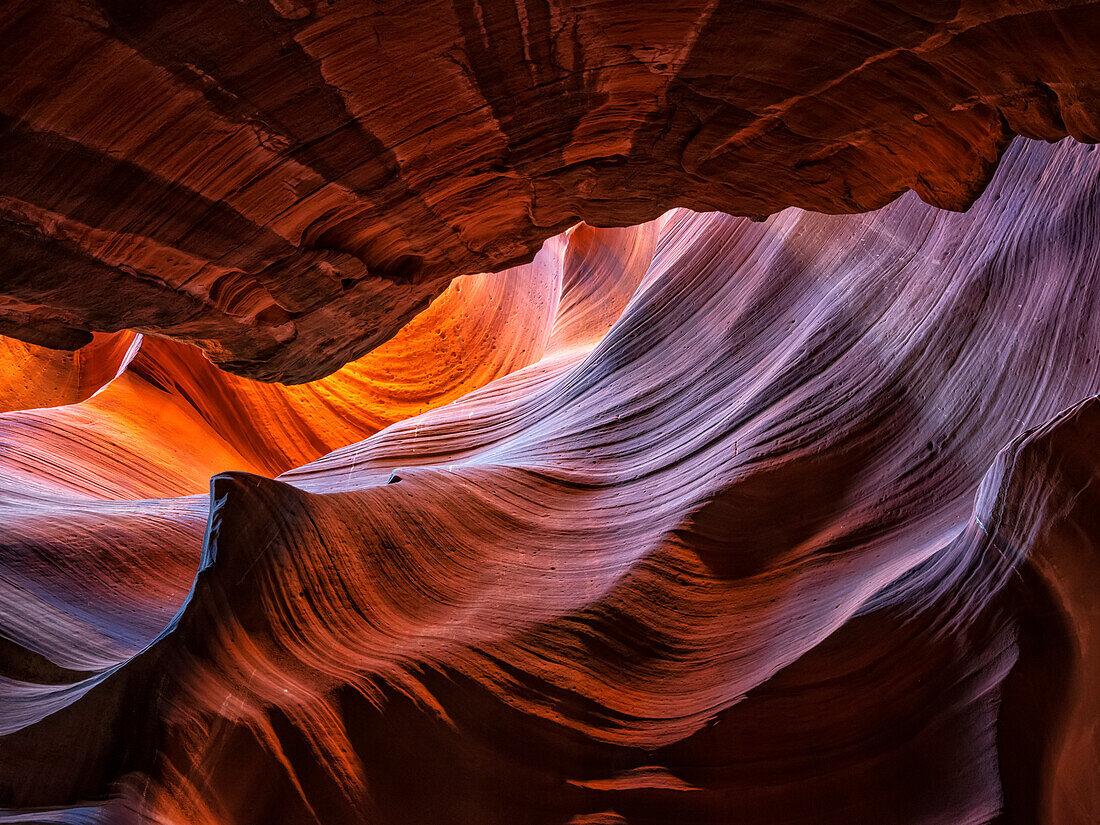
top-left (1, 0), bottom-right (1098, 381)
top-left (2, 1), bottom-right (1100, 824)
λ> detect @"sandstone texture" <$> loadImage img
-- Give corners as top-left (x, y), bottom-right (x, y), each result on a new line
top-left (1, 137), bottom-right (1099, 823)
top-left (1, 0), bottom-right (1099, 380)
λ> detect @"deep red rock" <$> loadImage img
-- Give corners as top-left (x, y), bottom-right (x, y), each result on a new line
top-left (1, 0), bottom-right (1098, 380)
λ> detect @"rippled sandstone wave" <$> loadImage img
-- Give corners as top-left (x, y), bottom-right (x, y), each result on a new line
top-left (0, 134), bottom-right (1098, 823)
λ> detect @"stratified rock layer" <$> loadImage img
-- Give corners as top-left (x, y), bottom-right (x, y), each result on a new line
top-left (2, 0), bottom-right (1099, 380)
top-left (1, 137), bottom-right (1098, 824)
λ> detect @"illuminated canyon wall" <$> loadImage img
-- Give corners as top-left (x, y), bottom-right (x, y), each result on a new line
top-left (2, 2), bottom-right (1100, 824)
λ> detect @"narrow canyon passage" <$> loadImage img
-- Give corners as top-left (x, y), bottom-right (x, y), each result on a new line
top-left (2, 1), bottom-right (1100, 823)
top-left (1, 137), bottom-right (1099, 823)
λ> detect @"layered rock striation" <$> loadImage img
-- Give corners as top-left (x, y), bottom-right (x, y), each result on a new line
top-left (2, 0), bottom-right (1099, 380)
top-left (1, 137), bottom-right (1099, 823)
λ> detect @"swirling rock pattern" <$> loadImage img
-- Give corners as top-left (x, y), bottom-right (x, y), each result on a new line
top-left (1, 136), bottom-right (1099, 824)
top-left (1, 0), bottom-right (1099, 380)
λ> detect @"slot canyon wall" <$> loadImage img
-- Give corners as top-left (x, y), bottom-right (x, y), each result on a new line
top-left (2, 2), bottom-right (1100, 824)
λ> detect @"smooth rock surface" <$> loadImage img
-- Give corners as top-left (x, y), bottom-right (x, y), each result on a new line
top-left (1, 137), bottom-right (1098, 823)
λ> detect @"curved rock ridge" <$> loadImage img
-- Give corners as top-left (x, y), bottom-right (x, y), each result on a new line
top-left (0, 221), bottom-right (655, 498)
top-left (2, 0), bottom-right (1099, 380)
top-left (0, 136), bottom-right (1098, 823)
top-left (0, 219), bottom-right (653, 688)
top-left (0, 332), bottom-right (138, 415)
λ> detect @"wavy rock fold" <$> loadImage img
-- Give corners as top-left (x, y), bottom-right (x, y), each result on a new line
top-left (0, 135), bottom-right (1098, 823)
